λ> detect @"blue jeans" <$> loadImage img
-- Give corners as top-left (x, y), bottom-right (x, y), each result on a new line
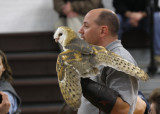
top-left (117, 12), bottom-right (160, 55)
top-left (154, 12), bottom-right (160, 55)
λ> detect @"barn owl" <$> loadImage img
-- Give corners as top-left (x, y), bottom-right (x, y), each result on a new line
top-left (53, 26), bottom-right (149, 109)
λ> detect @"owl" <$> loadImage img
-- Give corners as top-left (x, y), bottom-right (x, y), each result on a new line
top-left (53, 26), bottom-right (149, 109)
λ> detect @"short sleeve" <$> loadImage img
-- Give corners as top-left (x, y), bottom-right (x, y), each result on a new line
top-left (101, 67), bottom-right (138, 113)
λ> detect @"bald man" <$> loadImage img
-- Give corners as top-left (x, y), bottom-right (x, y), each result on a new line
top-left (78, 8), bottom-right (142, 114)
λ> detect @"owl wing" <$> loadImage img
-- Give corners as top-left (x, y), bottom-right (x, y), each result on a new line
top-left (64, 38), bottom-right (149, 81)
top-left (65, 38), bottom-right (94, 55)
top-left (89, 45), bottom-right (149, 81)
top-left (56, 53), bottom-right (82, 109)
top-left (64, 38), bottom-right (100, 76)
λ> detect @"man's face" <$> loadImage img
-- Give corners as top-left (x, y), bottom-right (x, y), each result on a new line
top-left (79, 12), bottom-right (101, 45)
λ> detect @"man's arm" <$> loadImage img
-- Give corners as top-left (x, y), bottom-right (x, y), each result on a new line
top-left (0, 91), bottom-right (10, 114)
top-left (133, 96), bottom-right (146, 114)
top-left (81, 78), bottom-right (130, 114)
top-left (111, 97), bottom-right (130, 114)
top-left (111, 94), bottom-right (147, 114)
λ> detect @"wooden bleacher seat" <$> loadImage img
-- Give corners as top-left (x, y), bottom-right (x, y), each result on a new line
top-left (0, 32), bottom-right (77, 114)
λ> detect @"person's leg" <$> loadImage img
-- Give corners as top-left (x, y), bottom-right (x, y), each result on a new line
top-left (154, 12), bottom-right (160, 62)
top-left (138, 17), bottom-right (149, 32)
top-left (117, 14), bottom-right (124, 40)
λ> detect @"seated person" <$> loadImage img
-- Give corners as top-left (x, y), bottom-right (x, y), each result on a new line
top-left (149, 88), bottom-right (160, 114)
top-left (0, 91), bottom-right (10, 114)
top-left (113, 0), bottom-right (160, 63)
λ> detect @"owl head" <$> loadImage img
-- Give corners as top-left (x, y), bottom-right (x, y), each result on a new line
top-left (54, 26), bottom-right (77, 47)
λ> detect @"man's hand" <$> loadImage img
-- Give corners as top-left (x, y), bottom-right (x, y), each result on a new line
top-left (0, 92), bottom-right (10, 114)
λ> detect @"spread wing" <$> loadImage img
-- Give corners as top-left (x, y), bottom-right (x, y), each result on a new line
top-left (65, 42), bottom-right (149, 81)
top-left (89, 45), bottom-right (149, 81)
top-left (56, 53), bottom-right (82, 109)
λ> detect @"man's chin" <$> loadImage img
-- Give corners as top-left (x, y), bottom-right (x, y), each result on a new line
top-left (80, 37), bottom-right (85, 40)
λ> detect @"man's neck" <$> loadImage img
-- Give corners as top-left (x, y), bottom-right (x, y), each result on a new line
top-left (103, 36), bottom-right (118, 47)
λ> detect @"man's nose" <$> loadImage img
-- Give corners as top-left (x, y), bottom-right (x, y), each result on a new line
top-left (79, 27), bottom-right (83, 34)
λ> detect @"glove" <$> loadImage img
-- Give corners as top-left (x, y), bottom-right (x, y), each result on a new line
top-left (81, 78), bottom-right (119, 113)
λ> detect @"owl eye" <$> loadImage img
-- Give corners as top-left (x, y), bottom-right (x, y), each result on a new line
top-left (58, 33), bottom-right (63, 37)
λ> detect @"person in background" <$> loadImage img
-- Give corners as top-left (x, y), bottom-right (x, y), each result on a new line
top-left (0, 50), bottom-right (21, 114)
top-left (113, 0), bottom-right (160, 63)
top-left (53, 0), bottom-right (103, 35)
top-left (149, 88), bottom-right (160, 114)
top-left (78, 8), bottom-right (142, 114)
top-left (0, 91), bottom-right (10, 114)
top-left (53, 0), bottom-right (103, 51)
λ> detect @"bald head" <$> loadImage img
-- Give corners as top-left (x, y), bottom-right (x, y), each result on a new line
top-left (87, 8), bottom-right (120, 36)
top-left (88, 8), bottom-right (115, 15)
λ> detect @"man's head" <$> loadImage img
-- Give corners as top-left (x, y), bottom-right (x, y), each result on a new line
top-left (149, 88), bottom-right (160, 114)
top-left (79, 8), bottom-right (119, 47)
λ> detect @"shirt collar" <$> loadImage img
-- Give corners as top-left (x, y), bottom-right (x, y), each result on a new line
top-left (105, 40), bottom-right (122, 51)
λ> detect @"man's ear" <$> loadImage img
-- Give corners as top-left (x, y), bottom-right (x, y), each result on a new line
top-left (100, 26), bottom-right (109, 37)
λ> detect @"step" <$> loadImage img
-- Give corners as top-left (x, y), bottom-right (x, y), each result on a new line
top-left (127, 48), bottom-right (150, 68)
top-left (6, 52), bottom-right (59, 77)
top-left (21, 103), bottom-right (77, 114)
top-left (13, 78), bottom-right (63, 104)
top-left (0, 32), bottom-right (60, 52)
top-left (139, 72), bottom-right (160, 98)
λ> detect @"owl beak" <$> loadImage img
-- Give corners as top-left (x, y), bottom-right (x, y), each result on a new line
top-left (55, 37), bottom-right (60, 43)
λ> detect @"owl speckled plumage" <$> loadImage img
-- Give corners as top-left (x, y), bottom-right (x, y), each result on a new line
top-left (54, 26), bottom-right (149, 109)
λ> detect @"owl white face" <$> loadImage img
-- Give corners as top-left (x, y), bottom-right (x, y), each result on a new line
top-left (54, 27), bottom-right (67, 47)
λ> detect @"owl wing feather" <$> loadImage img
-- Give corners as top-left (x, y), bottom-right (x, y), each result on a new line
top-left (65, 38), bottom-right (94, 55)
top-left (89, 45), bottom-right (149, 81)
top-left (56, 51), bottom-right (82, 109)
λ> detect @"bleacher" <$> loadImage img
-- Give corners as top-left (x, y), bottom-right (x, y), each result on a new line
top-left (0, 32), bottom-right (76, 114)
